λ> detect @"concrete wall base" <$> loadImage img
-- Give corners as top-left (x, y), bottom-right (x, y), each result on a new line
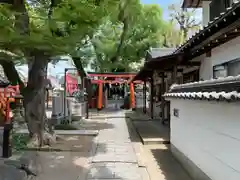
top-left (171, 144), bottom-right (212, 180)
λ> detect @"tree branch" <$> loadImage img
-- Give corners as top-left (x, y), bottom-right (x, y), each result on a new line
top-left (0, 60), bottom-right (25, 92)
top-left (110, 17), bottom-right (129, 63)
top-left (72, 57), bottom-right (86, 78)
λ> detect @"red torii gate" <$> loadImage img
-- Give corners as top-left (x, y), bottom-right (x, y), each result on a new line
top-left (87, 72), bottom-right (141, 110)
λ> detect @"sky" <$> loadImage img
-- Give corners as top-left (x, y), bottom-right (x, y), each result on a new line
top-left (141, 0), bottom-right (181, 20)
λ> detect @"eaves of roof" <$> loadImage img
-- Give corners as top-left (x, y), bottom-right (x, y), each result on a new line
top-left (182, 0), bottom-right (202, 8)
top-left (131, 53), bottom-right (184, 82)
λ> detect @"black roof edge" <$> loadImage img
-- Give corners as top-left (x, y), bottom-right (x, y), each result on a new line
top-left (181, 0), bottom-right (202, 8)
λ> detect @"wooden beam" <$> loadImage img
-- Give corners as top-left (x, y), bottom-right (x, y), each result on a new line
top-left (211, 31), bottom-right (240, 45)
top-left (145, 63), bottom-right (185, 71)
top-left (180, 61), bottom-right (201, 66)
top-left (190, 19), bottom-right (240, 53)
top-left (192, 31), bottom-right (240, 58)
top-left (87, 73), bottom-right (136, 78)
top-left (155, 68), bottom-right (184, 73)
top-left (206, 50), bottom-right (211, 57)
top-left (92, 79), bottom-right (143, 84)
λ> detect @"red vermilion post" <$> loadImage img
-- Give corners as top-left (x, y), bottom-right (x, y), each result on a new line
top-left (97, 81), bottom-right (103, 110)
top-left (5, 98), bottom-right (10, 124)
top-left (130, 83), bottom-right (135, 110)
top-left (4, 88), bottom-right (7, 98)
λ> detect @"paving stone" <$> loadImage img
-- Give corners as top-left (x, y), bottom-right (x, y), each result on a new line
top-left (91, 162), bottom-right (115, 167)
top-left (88, 110), bottom-right (144, 180)
top-left (87, 165), bottom-right (115, 179)
top-left (96, 147), bottom-right (115, 153)
top-left (92, 155), bottom-right (116, 162)
top-left (0, 163), bottom-right (27, 180)
top-left (115, 155), bottom-right (137, 163)
top-left (114, 164), bottom-right (142, 180)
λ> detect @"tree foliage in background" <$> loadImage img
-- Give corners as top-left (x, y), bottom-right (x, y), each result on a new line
top-left (168, 3), bottom-right (201, 43)
top-left (161, 21), bottom-right (182, 48)
top-left (88, 2), bottom-right (166, 72)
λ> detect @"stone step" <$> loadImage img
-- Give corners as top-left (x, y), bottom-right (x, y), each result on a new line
top-left (132, 121), bottom-right (170, 145)
top-left (141, 137), bottom-right (170, 145)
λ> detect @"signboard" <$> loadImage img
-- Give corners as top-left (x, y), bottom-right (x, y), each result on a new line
top-left (173, 108), bottom-right (179, 118)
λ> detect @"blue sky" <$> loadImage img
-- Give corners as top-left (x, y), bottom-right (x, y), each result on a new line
top-left (141, 0), bottom-right (181, 19)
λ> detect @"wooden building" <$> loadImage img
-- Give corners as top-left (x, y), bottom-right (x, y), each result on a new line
top-left (132, 0), bottom-right (240, 179)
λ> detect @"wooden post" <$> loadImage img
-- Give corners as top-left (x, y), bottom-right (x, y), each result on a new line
top-left (161, 74), bottom-right (165, 122)
top-left (150, 77), bottom-right (154, 119)
top-left (2, 123), bottom-right (12, 158)
top-left (104, 87), bottom-right (108, 108)
top-left (130, 83), bottom-right (135, 110)
top-left (172, 65), bottom-right (177, 84)
top-left (46, 89), bottom-right (49, 109)
top-left (180, 74), bottom-right (184, 84)
top-left (81, 76), bottom-right (84, 90)
top-left (143, 80), bottom-right (147, 114)
top-left (97, 81), bottom-right (103, 110)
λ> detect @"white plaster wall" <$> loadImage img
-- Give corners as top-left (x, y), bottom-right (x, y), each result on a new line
top-left (211, 36), bottom-right (240, 66)
top-left (202, 1), bottom-right (211, 27)
top-left (196, 36), bottom-right (240, 80)
top-left (169, 99), bottom-right (240, 180)
top-left (199, 56), bottom-right (212, 80)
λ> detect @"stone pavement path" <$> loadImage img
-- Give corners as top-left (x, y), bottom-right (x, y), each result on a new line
top-left (87, 110), bottom-right (149, 180)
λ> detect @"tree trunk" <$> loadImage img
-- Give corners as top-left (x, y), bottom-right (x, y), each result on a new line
top-left (23, 52), bottom-right (54, 147)
top-left (110, 18), bottom-right (129, 63)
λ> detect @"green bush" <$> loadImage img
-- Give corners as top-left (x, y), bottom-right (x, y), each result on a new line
top-left (12, 133), bottom-right (29, 151)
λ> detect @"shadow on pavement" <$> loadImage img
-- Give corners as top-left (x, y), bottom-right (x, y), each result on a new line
top-left (5, 108), bottom-right (143, 180)
top-left (124, 110), bottom-right (192, 180)
top-left (150, 146), bottom-right (192, 180)
top-left (7, 111), bottom-right (120, 180)
top-left (125, 111), bottom-right (170, 144)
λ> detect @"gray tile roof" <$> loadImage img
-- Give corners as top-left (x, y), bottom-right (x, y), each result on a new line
top-left (164, 75), bottom-right (240, 101)
top-left (164, 91), bottom-right (240, 101)
top-left (148, 48), bottom-right (176, 59)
